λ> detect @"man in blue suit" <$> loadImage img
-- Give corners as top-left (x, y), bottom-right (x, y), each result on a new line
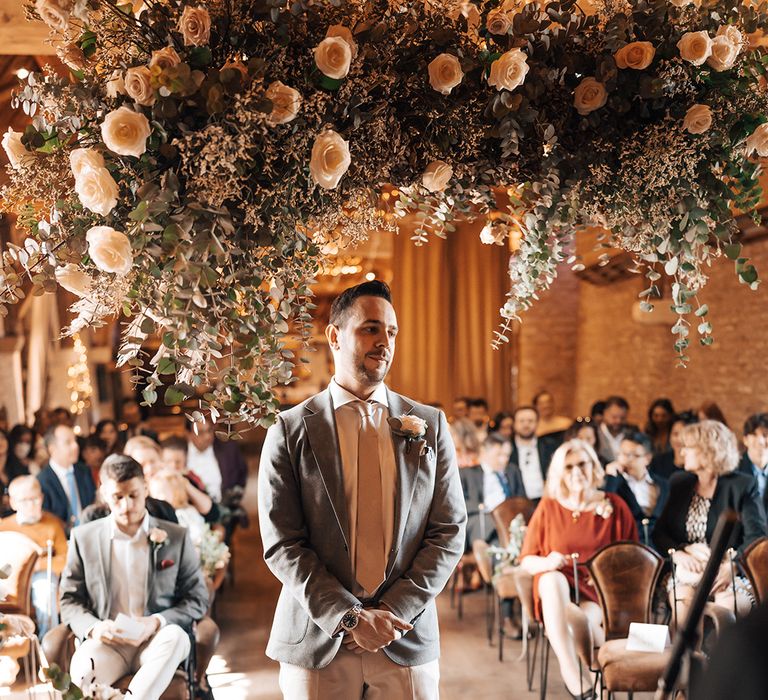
top-left (37, 425), bottom-right (96, 533)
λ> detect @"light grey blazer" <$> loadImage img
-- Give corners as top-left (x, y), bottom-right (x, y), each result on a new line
top-left (60, 515), bottom-right (210, 640)
top-left (258, 387), bottom-right (467, 669)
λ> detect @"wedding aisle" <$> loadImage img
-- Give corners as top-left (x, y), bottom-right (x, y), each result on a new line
top-left (208, 458), bottom-right (654, 700)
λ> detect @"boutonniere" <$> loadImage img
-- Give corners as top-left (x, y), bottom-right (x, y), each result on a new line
top-left (157, 558), bottom-right (175, 571)
top-left (148, 527), bottom-right (168, 552)
top-left (594, 497), bottom-right (614, 520)
top-left (388, 415), bottom-right (429, 455)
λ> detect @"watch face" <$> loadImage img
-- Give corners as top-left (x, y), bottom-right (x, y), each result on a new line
top-left (342, 611), bottom-right (358, 630)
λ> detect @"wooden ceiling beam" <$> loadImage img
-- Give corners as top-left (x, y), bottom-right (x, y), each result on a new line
top-left (0, 1), bottom-right (55, 56)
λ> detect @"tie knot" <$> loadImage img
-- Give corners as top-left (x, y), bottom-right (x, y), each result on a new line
top-left (357, 400), bottom-right (375, 419)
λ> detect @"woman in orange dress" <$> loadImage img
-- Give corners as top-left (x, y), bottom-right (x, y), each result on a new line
top-left (520, 439), bottom-right (638, 699)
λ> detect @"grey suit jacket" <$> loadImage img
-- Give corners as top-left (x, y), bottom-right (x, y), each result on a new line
top-left (60, 514), bottom-right (210, 640)
top-left (258, 388), bottom-right (467, 669)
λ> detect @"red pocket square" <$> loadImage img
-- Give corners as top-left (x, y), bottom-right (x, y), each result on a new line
top-left (158, 558), bottom-right (175, 570)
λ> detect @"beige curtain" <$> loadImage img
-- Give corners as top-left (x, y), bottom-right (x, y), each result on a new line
top-left (389, 220), bottom-right (514, 414)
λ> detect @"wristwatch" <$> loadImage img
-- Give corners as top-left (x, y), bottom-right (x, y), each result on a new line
top-left (340, 604), bottom-right (363, 632)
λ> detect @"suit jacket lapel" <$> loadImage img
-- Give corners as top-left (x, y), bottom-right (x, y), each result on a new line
top-left (146, 516), bottom-right (157, 611)
top-left (304, 389), bottom-right (351, 552)
top-left (97, 519), bottom-right (112, 619)
top-left (386, 390), bottom-right (420, 576)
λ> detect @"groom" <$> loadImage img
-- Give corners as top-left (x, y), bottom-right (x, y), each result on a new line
top-left (259, 280), bottom-right (466, 698)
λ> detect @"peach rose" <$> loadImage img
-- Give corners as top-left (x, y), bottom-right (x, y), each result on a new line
top-left (2, 128), bottom-right (30, 169)
top-left (488, 48), bottom-right (529, 92)
top-left (614, 41), bottom-right (656, 70)
top-left (717, 25), bottom-right (743, 48)
top-left (178, 6), bottom-right (211, 47)
top-left (75, 165), bottom-right (119, 217)
top-left (746, 123), bottom-right (768, 158)
top-left (422, 160), bottom-right (453, 193)
top-left (69, 147), bottom-right (105, 178)
top-left (101, 106), bottom-right (151, 158)
top-left (573, 77), bottom-right (608, 116)
top-left (707, 35), bottom-right (740, 71)
top-left (486, 9), bottom-right (512, 35)
top-left (124, 66), bottom-right (155, 106)
top-left (55, 264), bottom-right (92, 297)
top-left (56, 44), bottom-right (86, 72)
top-left (86, 226), bottom-right (133, 275)
top-left (313, 36), bottom-right (353, 80)
top-left (309, 130), bottom-right (351, 190)
top-left (326, 25), bottom-right (358, 59)
top-left (677, 31), bottom-right (712, 66)
top-left (682, 104), bottom-right (712, 134)
top-left (428, 53), bottom-right (464, 95)
top-left (265, 81), bottom-right (302, 124)
top-left (35, 0), bottom-right (72, 33)
top-left (150, 46), bottom-right (181, 71)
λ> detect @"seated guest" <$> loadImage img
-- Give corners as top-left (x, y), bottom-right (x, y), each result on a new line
top-left (185, 420), bottom-right (248, 503)
top-left (124, 436), bottom-right (164, 479)
top-left (450, 396), bottom-right (469, 424)
top-left (0, 476), bottom-right (68, 637)
top-left (533, 390), bottom-right (571, 444)
top-left (467, 398), bottom-right (490, 444)
top-left (508, 406), bottom-right (557, 502)
top-left (645, 398), bottom-right (676, 455)
top-left (37, 425), bottom-right (95, 533)
top-left (596, 396), bottom-right (635, 464)
top-left (119, 397), bottom-right (159, 442)
top-left (0, 428), bottom-right (28, 516)
top-left (149, 471), bottom-right (206, 542)
top-left (603, 431), bottom-right (669, 545)
top-left (697, 400), bottom-right (728, 426)
top-left (95, 418), bottom-right (124, 457)
top-left (565, 419), bottom-right (598, 452)
top-left (590, 400), bottom-right (606, 427)
top-left (650, 411), bottom-right (697, 479)
top-left (50, 407), bottom-right (74, 428)
top-left (449, 418), bottom-right (482, 469)
top-left (161, 437), bottom-right (220, 524)
top-left (60, 454), bottom-right (209, 699)
top-left (81, 436), bottom-right (107, 488)
top-left (489, 412), bottom-right (514, 440)
top-left (737, 413), bottom-right (768, 514)
top-left (520, 439), bottom-right (637, 698)
top-left (8, 424), bottom-right (40, 475)
top-left (653, 420), bottom-right (766, 617)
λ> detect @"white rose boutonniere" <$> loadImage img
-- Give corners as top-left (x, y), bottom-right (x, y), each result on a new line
top-left (387, 415), bottom-right (429, 455)
top-left (148, 527), bottom-right (168, 549)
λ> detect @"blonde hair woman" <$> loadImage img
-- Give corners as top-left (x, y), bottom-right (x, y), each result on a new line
top-left (449, 417), bottom-right (482, 468)
top-left (653, 420), bottom-right (766, 615)
top-left (123, 435), bottom-right (163, 478)
top-left (520, 440), bottom-right (637, 698)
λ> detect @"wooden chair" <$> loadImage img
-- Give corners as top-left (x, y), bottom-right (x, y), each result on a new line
top-left (740, 536), bottom-right (768, 604)
top-left (492, 497), bottom-right (536, 548)
top-left (0, 532), bottom-right (42, 619)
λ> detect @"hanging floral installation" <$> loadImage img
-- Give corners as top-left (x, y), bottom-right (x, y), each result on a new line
top-left (1, 0), bottom-right (767, 428)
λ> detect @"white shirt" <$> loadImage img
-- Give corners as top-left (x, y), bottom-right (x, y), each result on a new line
top-left (176, 505), bottom-right (206, 543)
top-left (515, 437), bottom-right (544, 499)
top-left (187, 444), bottom-right (222, 501)
top-left (108, 513), bottom-right (150, 620)
top-left (329, 378), bottom-right (397, 591)
top-left (599, 424), bottom-right (625, 462)
top-left (481, 465), bottom-right (508, 513)
top-left (624, 471), bottom-right (659, 516)
top-left (49, 459), bottom-right (81, 517)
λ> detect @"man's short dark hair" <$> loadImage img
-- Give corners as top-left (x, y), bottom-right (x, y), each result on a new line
top-left (43, 425), bottom-right (65, 449)
top-left (673, 410), bottom-right (698, 427)
top-left (513, 405), bottom-right (539, 420)
top-left (744, 413), bottom-right (768, 437)
top-left (591, 401), bottom-right (607, 418)
top-left (161, 435), bottom-right (188, 452)
top-left (482, 432), bottom-right (510, 450)
top-left (100, 454), bottom-right (144, 484)
top-left (329, 280), bottom-right (392, 327)
top-left (622, 431), bottom-right (653, 455)
top-left (82, 435), bottom-right (107, 452)
top-left (469, 398), bottom-right (489, 411)
top-left (604, 396), bottom-right (629, 411)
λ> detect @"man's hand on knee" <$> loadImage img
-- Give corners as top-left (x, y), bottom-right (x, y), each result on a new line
top-left (348, 608), bottom-right (413, 653)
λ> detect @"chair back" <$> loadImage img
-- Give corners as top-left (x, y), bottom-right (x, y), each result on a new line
top-left (0, 531), bottom-right (42, 617)
top-left (587, 540), bottom-right (663, 640)
top-left (491, 497), bottom-right (536, 548)
top-left (471, 540), bottom-right (493, 585)
top-left (741, 536), bottom-right (768, 605)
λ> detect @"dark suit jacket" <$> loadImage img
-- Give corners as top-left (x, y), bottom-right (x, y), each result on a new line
top-left (737, 453), bottom-right (768, 514)
top-left (213, 440), bottom-right (248, 493)
top-left (603, 471), bottom-right (669, 547)
top-left (649, 450), bottom-right (681, 480)
top-left (506, 437), bottom-right (556, 499)
top-left (37, 463), bottom-right (96, 531)
top-left (652, 470), bottom-right (767, 555)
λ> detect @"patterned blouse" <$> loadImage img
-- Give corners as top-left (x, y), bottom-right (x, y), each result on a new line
top-left (685, 493), bottom-right (711, 543)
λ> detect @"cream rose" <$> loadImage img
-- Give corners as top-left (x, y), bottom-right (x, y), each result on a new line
top-left (399, 415), bottom-right (427, 436)
top-left (670, 0), bottom-right (701, 6)
top-left (707, 35), bottom-right (740, 71)
top-left (682, 104), bottom-right (712, 134)
top-left (124, 66), bottom-right (155, 106)
top-left (428, 53), bottom-right (464, 95)
top-left (677, 31), bottom-right (712, 66)
top-left (35, 0), bottom-right (72, 33)
top-left (86, 226), bottom-right (133, 275)
top-left (75, 165), bottom-right (119, 217)
top-left (69, 147), bottom-right (105, 178)
top-left (326, 25), bottom-right (358, 59)
top-left (56, 44), bottom-right (86, 72)
top-left (55, 264), bottom-right (92, 297)
top-left (488, 48), bottom-right (529, 92)
top-left (178, 6), bottom-right (211, 47)
top-left (265, 81), bottom-right (302, 124)
top-left (310, 130), bottom-right (351, 189)
top-left (486, 9), bottom-right (512, 35)
top-left (2, 128), bottom-right (30, 170)
top-left (149, 46), bottom-right (181, 71)
top-left (313, 36), bottom-right (353, 80)
top-left (106, 70), bottom-right (126, 98)
top-left (573, 77), bottom-right (608, 116)
top-left (746, 123), bottom-right (768, 158)
top-left (422, 160), bottom-right (453, 193)
top-left (614, 41), bottom-right (656, 70)
top-left (101, 106), bottom-right (151, 158)
top-left (717, 25), bottom-right (743, 48)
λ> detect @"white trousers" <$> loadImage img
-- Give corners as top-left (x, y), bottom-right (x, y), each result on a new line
top-left (70, 624), bottom-right (191, 700)
top-left (279, 646), bottom-right (440, 700)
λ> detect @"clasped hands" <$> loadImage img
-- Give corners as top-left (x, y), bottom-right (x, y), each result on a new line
top-left (91, 615), bottom-right (160, 647)
top-left (343, 605), bottom-right (413, 655)
top-left (673, 543), bottom-right (733, 593)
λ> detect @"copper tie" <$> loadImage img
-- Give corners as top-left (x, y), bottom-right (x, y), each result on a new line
top-left (355, 400), bottom-right (386, 594)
